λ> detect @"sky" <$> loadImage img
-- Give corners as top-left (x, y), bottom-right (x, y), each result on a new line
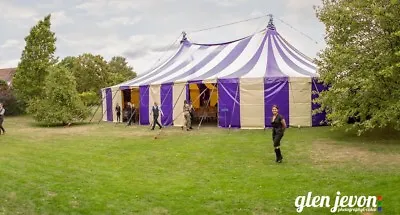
top-left (0, 0), bottom-right (326, 75)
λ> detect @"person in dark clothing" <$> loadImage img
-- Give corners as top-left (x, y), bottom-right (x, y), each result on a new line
top-left (271, 105), bottom-right (286, 163)
top-left (115, 103), bottom-right (121, 123)
top-left (150, 102), bottom-right (163, 130)
top-left (0, 103), bottom-right (5, 135)
top-left (131, 104), bottom-right (136, 124)
top-left (126, 103), bottom-right (132, 126)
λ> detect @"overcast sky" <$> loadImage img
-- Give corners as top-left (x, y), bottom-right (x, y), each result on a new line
top-left (0, 0), bottom-right (326, 74)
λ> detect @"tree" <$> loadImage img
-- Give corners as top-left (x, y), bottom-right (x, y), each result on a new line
top-left (12, 14), bottom-right (57, 104)
top-left (108, 56), bottom-right (137, 85)
top-left (314, 0), bottom-right (400, 134)
top-left (69, 53), bottom-right (111, 94)
top-left (28, 65), bottom-right (89, 125)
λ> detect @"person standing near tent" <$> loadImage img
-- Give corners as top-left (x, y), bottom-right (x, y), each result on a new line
top-left (271, 105), bottom-right (286, 163)
top-left (115, 103), bottom-right (121, 123)
top-left (0, 103), bottom-right (5, 135)
top-left (150, 102), bottom-right (163, 130)
top-left (182, 100), bottom-right (191, 131)
top-left (189, 101), bottom-right (194, 130)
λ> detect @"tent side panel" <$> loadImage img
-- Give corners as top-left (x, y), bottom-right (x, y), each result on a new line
top-left (102, 89), bottom-right (107, 121)
top-left (139, 86), bottom-right (150, 125)
top-left (218, 79), bottom-right (241, 128)
top-left (105, 88), bottom-right (113, 122)
top-left (240, 78), bottom-right (264, 129)
top-left (173, 83), bottom-right (187, 127)
top-left (289, 77), bottom-right (311, 127)
top-left (264, 77), bottom-right (289, 128)
top-left (161, 84), bottom-right (173, 126)
top-left (312, 78), bottom-right (328, 126)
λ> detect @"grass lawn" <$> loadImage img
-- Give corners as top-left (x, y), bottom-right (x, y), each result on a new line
top-left (0, 116), bottom-right (400, 215)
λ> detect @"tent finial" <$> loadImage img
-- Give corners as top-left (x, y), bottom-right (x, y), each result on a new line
top-left (267, 14), bottom-right (276, 30)
top-left (181, 31), bottom-right (188, 43)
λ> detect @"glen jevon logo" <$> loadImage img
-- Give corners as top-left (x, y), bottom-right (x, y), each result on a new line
top-left (294, 191), bottom-right (382, 213)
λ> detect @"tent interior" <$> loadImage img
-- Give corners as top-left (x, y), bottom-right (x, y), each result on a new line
top-left (121, 88), bottom-right (140, 123)
top-left (188, 83), bottom-right (218, 126)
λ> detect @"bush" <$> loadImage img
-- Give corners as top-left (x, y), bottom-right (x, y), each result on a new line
top-left (0, 80), bottom-right (25, 116)
top-left (28, 65), bottom-right (90, 125)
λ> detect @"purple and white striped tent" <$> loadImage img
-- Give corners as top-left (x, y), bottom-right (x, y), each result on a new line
top-left (101, 23), bottom-right (327, 128)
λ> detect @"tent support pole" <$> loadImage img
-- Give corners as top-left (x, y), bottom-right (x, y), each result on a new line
top-left (197, 84), bottom-right (216, 130)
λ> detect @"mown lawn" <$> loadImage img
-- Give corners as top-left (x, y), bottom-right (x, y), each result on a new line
top-left (0, 116), bottom-right (399, 215)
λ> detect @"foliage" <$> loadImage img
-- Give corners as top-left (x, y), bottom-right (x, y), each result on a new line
top-left (0, 80), bottom-right (24, 116)
top-left (79, 91), bottom-right (99, 106)
top-left (108, 56), bottom-right (137, 85)
top-left (12, 14), bottom-right (57, 104)
top-left (314, 0), bottom-right (400, 135)
top-left (27, 65), bottom-right (89, 125)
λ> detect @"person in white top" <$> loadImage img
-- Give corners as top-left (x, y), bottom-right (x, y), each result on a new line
top-left (0, 103), bottom-right (5, 135)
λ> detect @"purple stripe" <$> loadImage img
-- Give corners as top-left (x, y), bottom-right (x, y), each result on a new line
top-left (275, 35), bottom-right (316, 70)
top-left (266, 31), bottom-right (286, 77)
top-left (218, 79), bottom-right (240, 128)
top-left (161, 84), bottom-right (173, 126)
top-left (164, 45), bottom-right (227, 83)
top-left (312, 78), bottom-right (327, 126)
top-left (105, 88), bottom-right (113, 121)
top-left (264, 77), bottom-right (289, 128)
top-left (191, 36), bottom-right (253, 81)
top-left (223, 31), bottom-right (269, 78)
top-left (272, 35), bottom-right (317, 77)
top-left (139, 85), bottom-right (150, 125)
top-left (127, 44), bottom-right (188, 85)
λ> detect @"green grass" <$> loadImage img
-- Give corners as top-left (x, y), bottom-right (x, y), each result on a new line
top-left (1, 116), bottom-right (400, 215)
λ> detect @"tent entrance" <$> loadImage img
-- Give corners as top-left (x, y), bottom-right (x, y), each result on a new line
top-left (122, 88), bottom-right (140, 123)
top-left (188, 83), bottom-right (218, 127)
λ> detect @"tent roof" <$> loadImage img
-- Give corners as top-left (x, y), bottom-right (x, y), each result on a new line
top-left (115, 27), bottom-right (318, 88)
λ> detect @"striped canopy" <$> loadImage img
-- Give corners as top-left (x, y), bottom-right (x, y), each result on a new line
top-left (116, 27), bottom-right (318, 88)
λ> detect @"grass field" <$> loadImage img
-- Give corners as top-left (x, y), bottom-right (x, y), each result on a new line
top-left (1, 116), bottom-right (400, 215)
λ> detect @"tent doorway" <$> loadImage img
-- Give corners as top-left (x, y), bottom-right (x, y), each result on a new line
top-left (122, 88), bottom-right (140, 123)
top-left (187, 83), bottom-right (218, 127)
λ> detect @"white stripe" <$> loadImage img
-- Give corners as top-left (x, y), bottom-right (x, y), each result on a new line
top-left (133, 45), bottom-right (202, 86)
top-left (152, 45), bottom-right (219, 85)
top-left (241, 33), bottom-right (270, 78)
top-left (273, 35), bottom-right (316, 75)
top-left (271, 36), bottom-right (309, 77)
top-left (207, 32), bottom-right (265, 79)
top-left (116, 44), bottom-right (184, 87)
top-left (175, 40), bottom-right (241, 82)
top-left (277, 35), bottom-right (317, 67)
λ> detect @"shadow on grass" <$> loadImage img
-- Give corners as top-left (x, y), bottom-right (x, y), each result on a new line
top-left (325, 126), bottom-right (400, 145)
top-left (28, 121), bottom-right (95, 128)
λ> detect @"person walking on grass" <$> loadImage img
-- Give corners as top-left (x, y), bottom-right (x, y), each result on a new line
top-left (150, 102), bottom-right (163, 130)
top-left (271, 105), bottom-right (286, 163)
top-left (0, 103), bottom-right (5, 135)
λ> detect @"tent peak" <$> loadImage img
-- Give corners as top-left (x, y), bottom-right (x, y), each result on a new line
top-left (267, 14), bottom-right (276, 31)
top-left (180, 31), bottom-right (188, 43)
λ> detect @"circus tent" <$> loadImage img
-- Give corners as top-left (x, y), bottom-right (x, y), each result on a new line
top-left (101, 19), bottom-right (327, 129)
